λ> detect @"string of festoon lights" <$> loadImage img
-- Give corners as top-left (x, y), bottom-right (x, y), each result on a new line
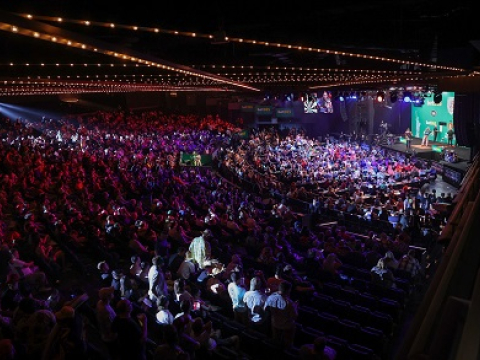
top-left (0, 63), bottom-right (423, 76)
top-left (0, 20), bottom-right (260, 92)
top-left (0, 80), bottom-right (229, 96)
top-left (3, 61), bottom-right (459, 85)
top-left (19, 13), bottom-right (471, 73)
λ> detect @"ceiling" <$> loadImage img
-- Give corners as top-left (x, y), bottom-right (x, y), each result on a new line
top-left (0, 1), bottom-right (478, 98)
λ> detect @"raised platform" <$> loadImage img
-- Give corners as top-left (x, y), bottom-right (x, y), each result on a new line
top-left (379, 137), bottom-right (471, 188)
top-left (379, 137), bottom-right (471, 162)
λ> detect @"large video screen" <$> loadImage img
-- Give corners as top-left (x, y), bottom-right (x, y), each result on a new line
top-left (303, 91), bottom-right (334, 114)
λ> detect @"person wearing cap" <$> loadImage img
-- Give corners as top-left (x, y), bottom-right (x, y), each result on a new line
top-left (188, 229), bottom-right (212, 269)
top-left (112, 299), bottom-right (148, 360)
top-left (96, 286), bottom-right (118, 359)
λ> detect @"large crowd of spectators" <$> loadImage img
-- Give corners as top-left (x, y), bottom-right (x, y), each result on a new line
top-left (0, 109), bottom-right (452, 360)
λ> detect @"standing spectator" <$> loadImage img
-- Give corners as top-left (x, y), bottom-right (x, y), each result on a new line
top-left (188, 229), bottom-right (212, 269)
top-left (243, 276), bottom-right (267, 329)
top-left (264, 281), bottom-right (298, 350)
top-left (112, 299), bottom-right (148, 360)
top-left (227, 271), bottom-right (248, 325)
top-left (176, 251), bottom-right (197, 281)
top-left (148, 256), bottom-right (168, 303)
top-left (96, 286), bottom-right (118, 360)
top-left (168, 247), bottom-right (187, 275)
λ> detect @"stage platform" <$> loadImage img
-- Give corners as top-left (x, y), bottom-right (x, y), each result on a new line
top-left (379, 137), bottom-right (472, 188)
top-left (379, 138), bottom-right (471, 162)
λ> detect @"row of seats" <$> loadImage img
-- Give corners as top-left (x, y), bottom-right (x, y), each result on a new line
top-left (307, 286), bottom-right (402, 325)
top-left (209, 312), bottom-right (381, 360)
top-left (299, 299), bottom-right (395, 337)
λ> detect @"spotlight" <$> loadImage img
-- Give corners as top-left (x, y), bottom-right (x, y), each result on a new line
top-left (433, 91), bottom-right (442, 104)
top-left (403, 91), bottom-right (412, 103)
top-left (376, 91), bottom-right (385, 102)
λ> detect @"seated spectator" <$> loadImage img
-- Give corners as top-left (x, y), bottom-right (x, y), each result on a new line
top-left (398, 250), bottom-right (424, 283)
top-left (383, 250), bottom-right (400, 270)
top-left (322, 253), bottom-right (342, 278)
top-left (370, 258), bottom-right (396, 289)
top-left (189, 317), bottom-right (239, 357)
top-left (153, 324), bottom-right (190, 360)
top-left (299, 335), bottom-right (337, 360)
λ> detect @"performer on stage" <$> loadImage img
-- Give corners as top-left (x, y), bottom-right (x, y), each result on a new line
top-left (432, 125), bottom-right (439, 143)
top-left (421, 127), bottom-right (431, 146)
top-left (404, 127), bottom-right (413, 150)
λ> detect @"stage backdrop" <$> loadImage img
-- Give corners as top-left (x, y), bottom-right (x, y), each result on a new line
top-left (410, 91), bottom-right (455, 144)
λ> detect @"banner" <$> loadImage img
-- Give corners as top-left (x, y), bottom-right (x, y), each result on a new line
top-left (275, 108), bottom-right (294, 118)
top-left (411, 91), bottom-right (455, 144)
top-left (240, 103), bottom-right (255, 112)
top-left (255, 105), bottom-right (273, 115)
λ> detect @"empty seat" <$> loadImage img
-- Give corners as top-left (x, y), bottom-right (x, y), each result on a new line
top-left (240, 328), bottom-right (266, 358)
top-left (316, 311), bottom-right (339, 334)
top-left (338, 287), bottom-right (359, 304)
top-left (335, 319), bottom-right (361, 343)
top-left (347, 343), bottom-right (375, 360)
top-left (349, 305), bottom-right (372, 327)
top-left (310, 293), bottom-right (333, 312)
top-left (378, 298), bottom-right (402, 322)
top-left (322, 282), bottom-right (343, 298)
top-left (370, 311), bottom-right (394, 336)
top-left (359, 326), bottom-right (387, 356)
top-left (356, 292), bottom-right (377, 310)
top-left (297, 305), bottom-right (319, 329)
top-left (350, 277), bottom-right (369, 292)
top-left (222, 320), bottom-right (246, 338)
top-left (295, 326), bottom-right (324, 348)
top-left (339, 263), bottom-right (358, 277)
top-left (329, 299), bottom-right (351, 319)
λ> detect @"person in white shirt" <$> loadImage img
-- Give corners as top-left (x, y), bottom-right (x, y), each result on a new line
top-left (243, 276), bottom-right (267, 326)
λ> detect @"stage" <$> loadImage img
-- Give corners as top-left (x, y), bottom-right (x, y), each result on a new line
top-left (379, 137), bottom-right (472, 188)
